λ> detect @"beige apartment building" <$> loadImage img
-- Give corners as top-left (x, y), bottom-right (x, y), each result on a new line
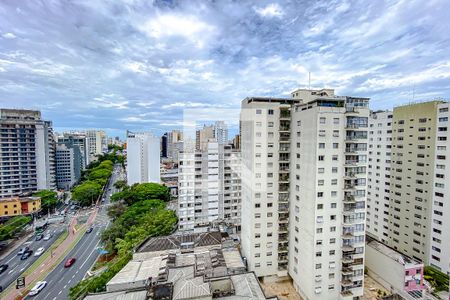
top-left (388, 101), bottom-right (442, 263)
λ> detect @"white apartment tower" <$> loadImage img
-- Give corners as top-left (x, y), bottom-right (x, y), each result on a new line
top-left (178, 141), bottom-right (241, 231)
top-left (240, 97), bottom-right (299, 278)
top-left (366, 111), bottom-right (393, 243)
top-left (288, 90), bottom-right (369, 300)
top-left (126, 131), bottom-right (160, 185)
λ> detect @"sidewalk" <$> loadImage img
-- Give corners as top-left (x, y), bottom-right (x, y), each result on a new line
top-left (1, 208), bottom-right (98, 300)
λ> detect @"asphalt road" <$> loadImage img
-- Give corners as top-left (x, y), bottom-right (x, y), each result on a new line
top-left (32, 164), bottom-right (123, 299)
top-left (0, 224), bottom-right (65, 292)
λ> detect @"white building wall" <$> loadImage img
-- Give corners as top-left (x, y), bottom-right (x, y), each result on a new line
top-left (288, 96), bottom-right (369, 300)
top-left (366, 111), bottom-right (393, 243)
top-left (35, 123), bottom-right (48, 190)
top-left (126, 132), bottom-right (160, 185)
top-left (429, 102), bottom-right (450, 274)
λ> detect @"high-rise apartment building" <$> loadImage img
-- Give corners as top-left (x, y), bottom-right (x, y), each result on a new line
top-left (213, 121), bottom-right (228, 145)
top-left (366, 111), bottom-right (393, 243)
top-left (178, 141), bottom-right (241, 231)
top-left (288, 90), bottom-right (369, 300)
top-left (240, 97), bottom-right (299, 278)
top-left (196, 124), bottom-right (214, 151)
top-left (0, 109), bottom-right (56, 198)
top-left (167, 130), bottom-right (183, 160)
top-left (365, 101), bottom-right (450, 274)
top-left (57, 132), bottom-right (90, 168)
top-left (86, 129), bottom-right (107, 161)
top-left (388, 101), bottom-right (441, 263)
top-left (126, 131), bottom-right (160, 185)
top-left (55, 144), bottom-right (76, 190)
top-left (430, 102), bottom-right (450, 273)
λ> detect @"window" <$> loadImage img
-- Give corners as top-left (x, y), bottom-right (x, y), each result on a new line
top-left (333, 143), bottom-right (339, 149)
top-left (320, 117), bottom-right (326, 124)
top-left (333, 118), bottom-right (339, 124)
top-left (319, 143), bottom-right (325, 149)
top-left (268, 122), bottom-right (274, 127)
top-left (439, 107), bottom-right (449, 113)
top-left (268, 109), bottom-right (274, 115)
top-left (318, 155), bottom-right (325, 161)
top-left (318, 168), bottom-right (325, 173)
top-left (256, 109), bottom-right (262, 114)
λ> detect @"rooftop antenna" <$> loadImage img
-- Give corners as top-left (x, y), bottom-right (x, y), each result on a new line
top-left (308, 72), bottom-right (311, 90)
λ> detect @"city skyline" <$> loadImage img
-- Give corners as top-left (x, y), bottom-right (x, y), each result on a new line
top-left (1, 0), bottom-right (450, 137)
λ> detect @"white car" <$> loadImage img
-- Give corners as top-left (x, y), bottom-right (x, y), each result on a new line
top-left (34, 247), bottom-right (45, 257)
top-left (43, 234), bottom-right (52, 241)
top-left (28, 281), bottom-right (47, 296)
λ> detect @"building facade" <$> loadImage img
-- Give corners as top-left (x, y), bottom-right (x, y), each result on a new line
top-left (0, 196), bottom-right (41, 217)
top-left (55, 144), bottom-right (76, 190)
top-left (288, 90), bottom-right (369, 300)
top-left (126, 131), bottom-right (160, 185)
top-left (429, 102), bottom-right (450, 273)
top-left (366, 111), bottom-right (393, 243)
top-left (240, 97), bottom-right (299, 278)
top-left (178, 141), bottom-right (241, 231)
top-left (0, 109), bottom-right (56, 198)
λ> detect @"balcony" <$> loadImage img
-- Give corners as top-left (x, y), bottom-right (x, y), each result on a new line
top-left (279, 173), bottom-right (289, 183)
top-left (342, 256), bottom-right (353, 263)
top-left (280, 110), bottom-right (290, 119)
top-left (342, 245), bottom-right (355, 252)
top-left (340, 290), bottom-right (353, 298)
top-left (343, 195), bottom-right (355, 203)
top-left (341, 279), bottom-right (353, 287)
top-left (345, 123), bottom-right (368, 129)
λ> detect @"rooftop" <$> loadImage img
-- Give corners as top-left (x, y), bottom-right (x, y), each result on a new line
top-left (88, 231), bottom-right (274, 300)
top-left (137, 231), bottom-right (224, 253)
top-left (367, 240), bottom-right (422, 266)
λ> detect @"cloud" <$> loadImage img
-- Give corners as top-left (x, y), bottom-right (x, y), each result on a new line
top-left (254, 3), bottom-right (285, 18)
top-left (2, 32), bottom-right (16, 39)
top-left (0, 0), bottom-right (449, 137)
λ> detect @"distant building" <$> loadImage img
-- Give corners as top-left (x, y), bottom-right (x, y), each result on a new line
top-left (365, 239), bottom-right (425, 299)
top-left (126, 131), bottom-right (160, 185)
top-left (166, 130), bottom-right (183, 160)
top-left (86, 130), bottom-right (107, 161)
top-left (161, 132), bottom-right (168, 157)
top-left (0, 109), bottom-right (56, 198)
top-left (0, 196), bottom-right (41, 217)
top-left (55, 144), bottom-right (78, 190)
top-left (196, 124), bottom-right (214, 151)
top-left (57, 132), bottom-right (90, 168)
top-left (178, 142), bottom-right (241, 232)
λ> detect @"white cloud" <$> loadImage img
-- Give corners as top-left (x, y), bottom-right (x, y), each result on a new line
top-left (139, 14), bottom-right (215, 48)
top-left (92, 94), bottom-right (129, 110)
top-left (254, 3), bottom-right (284, 18)
top-left (2, 32), bottom-right (17, 39)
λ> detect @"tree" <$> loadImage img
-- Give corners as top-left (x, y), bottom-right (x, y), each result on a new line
top-left (33, 189), bottom-right (58, 212)
top-left (0, 216), bottom-right (32, 241)
top-left (113, 180), bottom-right (127, 190)
top-left (88, 168), bottom-right (111, 181)
top-left (72, 180), bottom-right (102, 207)
top-left (107, 201), bottom-right (127, 219)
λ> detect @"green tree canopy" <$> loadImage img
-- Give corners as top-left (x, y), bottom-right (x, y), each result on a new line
top-left (111, 183), bottom-right (170, 205)
top-left (33, 189), bottom-right (58, 212)
top-left (72, 180), bottom-right (103, 206)
top-left (0, 216), bottom-right (32, 241)
top-left (113, 180), bottom-right (127, 190)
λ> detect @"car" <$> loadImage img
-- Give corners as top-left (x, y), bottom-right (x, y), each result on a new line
top-left (0, 264), bottom-right (8, 274)
top-left (34, 247), bottom-right (45, 257)
top-left (86, 227), bottom-right (93, 234)
top-left (64, 257), bottom-right (76, 268)
top-left (43, 233), bottom-right (52, 241)
top-left (17, 246), bottom-right (30, 256)
top-left (28, 281), bottom-right (47, 296)
top-left (20, 250), bottom-right (33, 260)
top-left (35, 234), bottom-right (43, 241)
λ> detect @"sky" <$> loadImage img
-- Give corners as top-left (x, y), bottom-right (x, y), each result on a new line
top-left (0, 0), bottom-right (449, 138)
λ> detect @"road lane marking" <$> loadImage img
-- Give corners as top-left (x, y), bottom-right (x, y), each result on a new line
top-left (58, 291), bottom-right (62, 295)
top-left (64, 285), bottom-right (67, 289)
top-left (68, 279), bottom-right (71, 283)
top-left (79, 240), bottom-right (101, 269)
